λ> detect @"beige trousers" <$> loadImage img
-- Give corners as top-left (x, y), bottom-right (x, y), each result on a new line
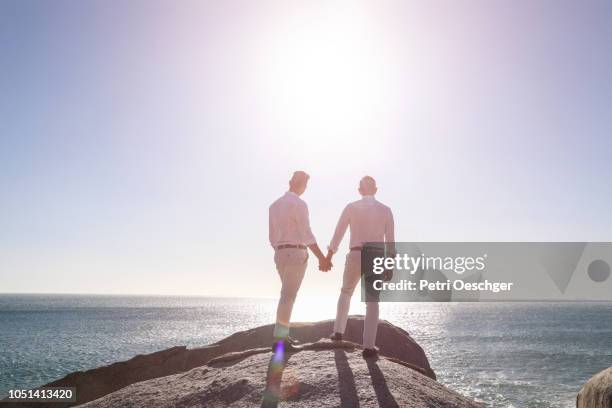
top-left (333, 251), bottom-right (379, 349)
top-left (273, 248), bottom-right (308, 339)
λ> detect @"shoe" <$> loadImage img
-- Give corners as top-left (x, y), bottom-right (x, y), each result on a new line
top-left (285, 336), bottom-right (300, 345)
top-left (362, 348), bottom-right (378, 359)
top-left (329, 332), bottom-right (343, 341)
top-left (271, 339), bottom-right (303, 353)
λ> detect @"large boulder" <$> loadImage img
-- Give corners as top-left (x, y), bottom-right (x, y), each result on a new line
top-left (80, 342), bottom-right (480, 408)
top-left (577, 366), bottom-right (612, 408)
top-left (3, 316), bottom-right (440, 407)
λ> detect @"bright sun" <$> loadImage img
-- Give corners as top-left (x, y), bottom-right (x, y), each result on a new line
top-left (254, 4), bottom-right (395, 159)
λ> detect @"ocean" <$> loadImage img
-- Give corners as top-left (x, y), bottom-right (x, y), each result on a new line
top-left (0, 295), bottom-right (610, 407)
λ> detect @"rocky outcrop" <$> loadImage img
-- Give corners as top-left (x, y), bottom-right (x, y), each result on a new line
top-left (80, 341), bottom-right (481, 408)
top-left (23, 316), bottom-right (434, 406)
top-left (577, 366), bottom-right (612, 408)
top-left (3, 316), bottom-right (479, 407)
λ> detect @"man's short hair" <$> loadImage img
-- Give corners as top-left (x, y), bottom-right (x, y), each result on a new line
top-left (360, 176), bottom-right (377, 192)
top-left (290, 171), bottom-right (310, 186)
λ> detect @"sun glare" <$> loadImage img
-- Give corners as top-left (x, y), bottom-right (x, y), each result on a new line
top-left (254, 5), bottom-right (395, 159)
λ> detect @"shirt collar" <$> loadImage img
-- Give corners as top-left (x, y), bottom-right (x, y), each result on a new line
top-left (286, 191), bottom-right (299, 197)
top-left (362, 195), bottom-right (375, 200)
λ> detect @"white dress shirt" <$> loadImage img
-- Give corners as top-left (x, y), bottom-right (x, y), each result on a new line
top-left (328, 195), bottom-right (394, 253)
top-left (269, 191), bottom-right (317, 248)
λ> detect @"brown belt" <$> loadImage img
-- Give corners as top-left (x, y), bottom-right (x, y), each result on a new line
top-left (277, 244), bottom-right (307, 250)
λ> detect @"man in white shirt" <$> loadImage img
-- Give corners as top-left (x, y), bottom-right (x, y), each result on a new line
top-left (269, 171), bottom-right (331, 352)
top-left (326, 176), bottom-right (395, 358)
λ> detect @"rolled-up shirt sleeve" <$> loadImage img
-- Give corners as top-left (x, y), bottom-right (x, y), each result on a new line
top-left (328, 205), bottom-right (350, 254)
top-left (295, 201), bottom-right (317, 246)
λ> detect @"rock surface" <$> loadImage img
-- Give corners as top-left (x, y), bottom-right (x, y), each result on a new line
top-left (22, 316), bottom-right (435, 407)
top-left (1, 317), bottom-right (480, 407)
top-left (576, 366), bottom-right (612, 408)
top-left (80, 341), bottom-right (481, 408)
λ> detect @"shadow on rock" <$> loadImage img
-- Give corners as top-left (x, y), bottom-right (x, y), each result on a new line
top-left (334, 349), bottom-right (360, 408)
top-left (261, 351), bottom-right (293, 408)
top-left (367, 357), bottom-right (400, 408)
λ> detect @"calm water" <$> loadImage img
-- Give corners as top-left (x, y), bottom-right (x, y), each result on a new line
top-left (0, 295), bottom-right (610, 407)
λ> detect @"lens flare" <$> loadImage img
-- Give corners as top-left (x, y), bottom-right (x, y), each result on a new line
top-left (272, 341), bottom-right (285, 363)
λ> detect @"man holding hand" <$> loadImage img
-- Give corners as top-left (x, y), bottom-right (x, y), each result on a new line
top-left (269, 171), bottom-right (331, 352)
top-left (326, 176), bottom-right (395, 358)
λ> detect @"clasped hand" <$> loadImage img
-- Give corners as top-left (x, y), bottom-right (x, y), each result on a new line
top-left (318, 255), bottom-right (332, 272)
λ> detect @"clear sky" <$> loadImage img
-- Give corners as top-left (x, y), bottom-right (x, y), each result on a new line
top-left (1, 0), bottom-right (611, 297)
